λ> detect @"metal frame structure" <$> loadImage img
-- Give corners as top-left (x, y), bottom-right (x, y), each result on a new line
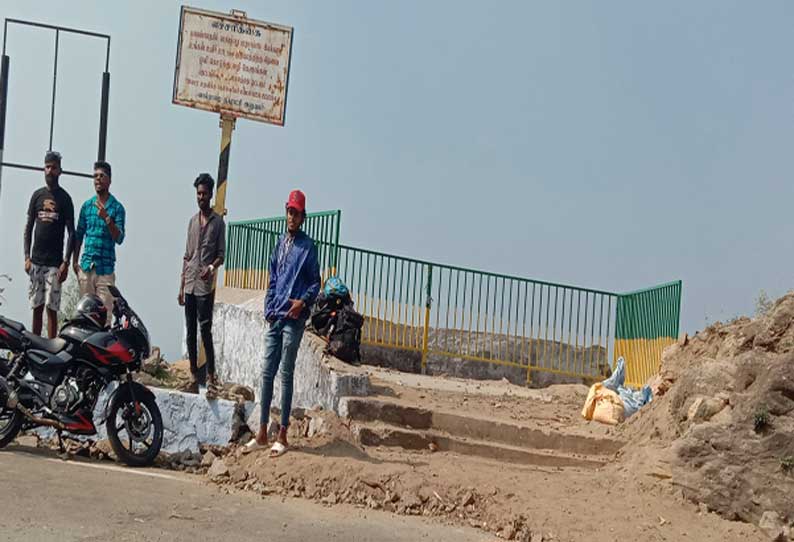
top-left (0, 18), bottom-right (111, 203)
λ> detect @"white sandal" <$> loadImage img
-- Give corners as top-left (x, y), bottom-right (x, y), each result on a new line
top-left (269, 441), bottom-right (288, 458)
top-left (242, 438), bottom-right (268, 454)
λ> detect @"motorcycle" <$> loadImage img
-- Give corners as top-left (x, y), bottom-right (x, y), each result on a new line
top-left (0, 286), bottom-right (163, 467)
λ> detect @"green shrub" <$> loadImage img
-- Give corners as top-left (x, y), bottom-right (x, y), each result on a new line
top-left (753, 405), bottom-right (770, 432)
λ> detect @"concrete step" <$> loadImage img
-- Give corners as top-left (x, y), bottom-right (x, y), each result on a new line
top-left (340, 396), bottom-right (624, 457)
top-left (352, 422), bottom-right (607, 469)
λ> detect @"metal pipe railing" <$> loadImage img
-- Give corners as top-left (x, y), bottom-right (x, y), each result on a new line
top-left (223, 211), bottom-right (681, 386)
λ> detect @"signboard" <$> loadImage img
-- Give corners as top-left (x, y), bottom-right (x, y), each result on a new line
top-left (173, 6), bottom-right (293, 125)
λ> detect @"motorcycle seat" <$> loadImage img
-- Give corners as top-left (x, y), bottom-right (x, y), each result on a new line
top-left (23, 332), bottom-right (67, 354)
top-left (0, 316), bottom-right (25, 334)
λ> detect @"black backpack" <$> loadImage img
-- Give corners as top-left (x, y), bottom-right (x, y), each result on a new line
top-left (310, 290), bottom-right (351, 336)
top-left (327, 305), bottom-right (364, 363)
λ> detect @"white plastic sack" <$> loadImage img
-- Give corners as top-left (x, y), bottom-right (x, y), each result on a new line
top-left (602, 357), bottom-right (653, 418)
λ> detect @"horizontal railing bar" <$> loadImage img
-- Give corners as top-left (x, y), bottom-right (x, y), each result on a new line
top-left (229, 210), bottom-right (341, 226)
top-left (620, 280), bottom-right (682, 297)
top-left (332, 243), bottom-right (621, 297)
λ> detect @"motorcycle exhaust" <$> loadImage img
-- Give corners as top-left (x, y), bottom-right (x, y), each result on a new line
top-left (0, 376), bottom-right (66, 430)
top-left (15, 403), bottom-right (66, 430)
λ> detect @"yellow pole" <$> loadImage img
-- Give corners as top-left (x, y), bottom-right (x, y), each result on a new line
top-left (420, 265), bottom-right (433, 374)
top-left (214, 113), bottom-right (235, 220)
top-left (526, 336), bottom-right (533, 385)
top-left (198, 113), bottom-right (236, 373)
top-left (421, 305), bottom-right (431, 374)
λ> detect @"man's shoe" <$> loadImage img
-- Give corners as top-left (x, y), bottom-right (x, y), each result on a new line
top-left (206, 374), bottom-right (221, 400)
top-left (180, 378), bottom-right (199, 394)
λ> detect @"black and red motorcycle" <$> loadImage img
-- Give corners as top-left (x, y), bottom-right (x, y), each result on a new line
top-left (0, 286), bottom-right (163, 466)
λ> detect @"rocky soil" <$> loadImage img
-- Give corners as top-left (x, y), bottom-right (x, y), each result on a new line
top-left (618, 293), bottom-right (794, 540)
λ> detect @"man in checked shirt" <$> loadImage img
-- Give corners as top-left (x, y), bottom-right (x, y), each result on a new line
top-left (72, 161), bottom-right (125, 327)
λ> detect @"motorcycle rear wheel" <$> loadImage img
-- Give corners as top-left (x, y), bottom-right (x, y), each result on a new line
top-left (0, 407), bottom-right (22, 449)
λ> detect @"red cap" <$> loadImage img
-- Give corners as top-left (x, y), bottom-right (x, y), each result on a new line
top-left (286, 190), bottom-right (306, 213)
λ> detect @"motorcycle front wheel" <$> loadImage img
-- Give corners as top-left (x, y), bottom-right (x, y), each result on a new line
top-left (106, 390), bottom-right (163, 467)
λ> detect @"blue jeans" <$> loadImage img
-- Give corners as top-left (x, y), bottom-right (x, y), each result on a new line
top-left (260, 317), bottom-right (306, 428)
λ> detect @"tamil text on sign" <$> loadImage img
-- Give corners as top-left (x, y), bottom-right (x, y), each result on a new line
top-left (173, 6), bottom-right (293, 125)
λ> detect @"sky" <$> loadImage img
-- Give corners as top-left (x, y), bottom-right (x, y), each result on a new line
top-left (1, 1), bottom-right (793, 361)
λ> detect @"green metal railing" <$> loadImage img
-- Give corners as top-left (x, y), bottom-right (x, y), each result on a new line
top-left (614, 280), bottom-right (682, 387)
top-left (225, 210), bottom-right (341, 290)
top-left (332, 243), bottom-right (620, 383)
top-left (223, 210), bottom-right (682, 386)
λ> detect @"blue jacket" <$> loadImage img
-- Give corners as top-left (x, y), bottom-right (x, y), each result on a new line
top-left (265, 230), bottom-right (321, 322)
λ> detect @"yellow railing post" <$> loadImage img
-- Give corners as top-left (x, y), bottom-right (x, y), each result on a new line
top-left (526, 350), bottom-right (532, 385)
top-left (421, 265), bottom-right (433, 374)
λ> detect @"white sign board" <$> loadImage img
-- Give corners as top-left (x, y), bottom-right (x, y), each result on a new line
top-left (173, 6), bottom-right (293, 125)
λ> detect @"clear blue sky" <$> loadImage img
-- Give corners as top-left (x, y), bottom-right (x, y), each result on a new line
top-left (1, 1), bottom-right (792, 361)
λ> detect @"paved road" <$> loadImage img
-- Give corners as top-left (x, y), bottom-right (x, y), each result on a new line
top-left (0, 443), bottom-right (489, 542)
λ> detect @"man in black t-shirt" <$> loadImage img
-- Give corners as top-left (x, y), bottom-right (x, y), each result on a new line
top-left (23, 151), bottom-right (75, 338)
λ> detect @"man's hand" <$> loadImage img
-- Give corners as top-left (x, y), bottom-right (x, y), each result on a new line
top-left (24, 258), bottom-right (32, 274)
top-left (286, 299), bottom-right (305, 320)
top-left (95, 200), bottom-right (109, 221)
top-left (58, 262), bottom-right (68, 283)
top-left (72, 261), bottom-right (81, 278)
top-left (178, 290), bottom-right (185, 307)
top-left (200, 265), bottom-right (212, 281)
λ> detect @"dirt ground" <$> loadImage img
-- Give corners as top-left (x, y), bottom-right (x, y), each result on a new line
top-left (0, 444), bottom-right (489, 542)
top-left (200, 408), bottom-right (764, 542)
top-left (37, 369), bottom-right (769, 541)
top-left (113, 300), bottom-right (794, 540)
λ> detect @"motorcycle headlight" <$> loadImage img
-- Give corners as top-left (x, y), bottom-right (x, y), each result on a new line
top-left (130, 316), bottom-right (151, 358)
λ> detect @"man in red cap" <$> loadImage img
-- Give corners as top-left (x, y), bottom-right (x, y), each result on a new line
top-left (245, 190), bottom-right (321, 457)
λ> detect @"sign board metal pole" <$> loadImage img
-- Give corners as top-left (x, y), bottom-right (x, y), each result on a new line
top-left (197, 112), bottom-right (235, 374)
top-left (49, 29), bottom-right (59, 151)
top-left (214, 113), bottom-right (235, 218)
top-left (98, 71), bottom-right (110, 161)
top-left (0, 54), bottom-right (9, 204)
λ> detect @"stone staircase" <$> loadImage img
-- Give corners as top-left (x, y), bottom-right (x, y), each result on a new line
top-left (339, 395), bottom-right (625, 469)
